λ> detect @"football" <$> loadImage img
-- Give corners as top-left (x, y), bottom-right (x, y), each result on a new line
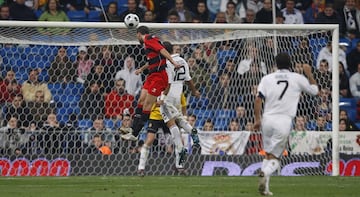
top-left (124, 13), bottom-right (140, 28)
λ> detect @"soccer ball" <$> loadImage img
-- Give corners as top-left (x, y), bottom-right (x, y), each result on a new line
top-left (124, 13), bottom-right (139, 28)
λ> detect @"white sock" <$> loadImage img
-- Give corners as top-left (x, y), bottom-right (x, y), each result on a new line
top-left (263, 159), bottom-right (280, 192)
top-left (138, 144), bottom-right (150, 170)
top-left (263, 159), bottom-right (280, 176)
top-left (169, 125), bottom-right (184, 152)
top-left (177, 118), bottom-right (193, 134)
top-left (261, 159), bottom-right (269, 172)
top-left (175, 148), bottom-right (183, 169)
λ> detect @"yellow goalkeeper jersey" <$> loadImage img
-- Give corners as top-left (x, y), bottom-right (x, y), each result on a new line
top-left (149, 93), bottom-right (187, 120)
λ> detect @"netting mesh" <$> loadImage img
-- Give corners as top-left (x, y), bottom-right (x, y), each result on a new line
top-left (0, 22), bottom-right (335, 176)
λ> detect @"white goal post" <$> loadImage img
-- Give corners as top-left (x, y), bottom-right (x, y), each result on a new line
top-left (0, 21), bottom-right (340, 176)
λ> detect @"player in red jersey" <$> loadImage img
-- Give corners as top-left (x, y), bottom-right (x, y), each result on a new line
top-left (127, 26), bottom-right (180, 142)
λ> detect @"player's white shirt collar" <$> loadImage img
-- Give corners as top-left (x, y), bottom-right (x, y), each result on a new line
top-left (276, 69), bottom-right (290, 73)
top-left (171, 53), bottom-right (180, 58)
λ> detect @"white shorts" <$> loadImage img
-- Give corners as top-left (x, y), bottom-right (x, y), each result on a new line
top-left (261, 114), bottom-right (292, 158)
top-left (160, 102), bottom-right (182, 123)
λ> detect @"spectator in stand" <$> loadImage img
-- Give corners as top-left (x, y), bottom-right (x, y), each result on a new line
top-left (79, 80), bottom-right (104, 120)
top-left (0, 3), bottom-right (11, 20)
top-left (292, 37), bottom-right (313, 66)
top-left (349, 63), bottom-right (360, 98)
top-left (314, 59), bottom-right (331, 90)
top-left (38, 0), bottom-right (69, 22)
top-left (275, 11), bottom-right (285, 24)
top-left (315, 3), bottom-right (341, 25)
top-left (339, 61), bottom-right (352, 98)
top-left (346, 40), bottom-right (360, 76)
top-left (316, 40), bottom-right (347, 72)
top-left (10, 0), bottom-right (37, 20)
top-left (85, 115), bottom-right (112, 146)
top-left (0, 116), bottom-right (27, 155)
top-left (188, 57), bottom-right (211, 94)
top-left (59, 0), bottom-right (90, 14)
top-left (193, 0), bottom-right (210, 23)
top-left (114, 56), bottom-right (142, 97)
top-left (74, 46), bottom-right (94, 84)
top-left (95, 45), bottom-right (119, 85)
top-left (235, 105), bottom-right (247, 130)
top-left (242, 9), bottom-right (256, 23)
top-left (339, 0), bottom-right (359, 38)
top-left (187, 114), bottom-right (198, 129)
top-left (214, 11), bottom-right (227, 23)
top-left (169, 0), bottom-right (192, 23)
top-left (340, 109), bottom-right (359, 131)
top-left (228, 119), bottom-right (240, 131)
top-left (117, 113), bottom-right (137, 140)
top-left (303, 0), bottom-right (325, 24)
top-left (202, 119), bottom-right (214, 131)
top-left (255, 0), bottom-right (276, 24)
top-left (317, 87), bottom-right (332, 112)
top-left (85, 65), bottom-right (111, 95)
top-left (100, 1), bottom-right (121, 22)
top-left (21, 68), bottom-right (52, 103)
top-left (27, 90), bottom-right (54, 126)
top-left (245, 121), bottom-right (255, 131)
top-left (119, 0), bottom-right (145, 22)
top-left (143, 10), bottom-right (156, 22)
top-left (313, 114), bottom-right (331, 131)
top-left (0, 70), bottom-right (21, 106)
top-left (281, 0), bottom-right (304, 24)
top-left (40, 112), bottom-right (70, 154)
top-left (2, 94), bottom-right (32, 128)
top-left (293, 115), bottom-right (308, 131)
top-left (85, 134), bottom-right (112, 155)
top-left (104, 78), bottom-right (135, 119)
top-left (209, 73), bottom-right (239, 109)
top-left (225, 1), bottom-right (241, 23)
top-left (48, 47), bottom-right (76, 83)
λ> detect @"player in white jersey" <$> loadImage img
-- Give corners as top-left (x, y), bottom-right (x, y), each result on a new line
top-left (254, 53), bottom-right (318, 196)
top-left (159, 41), bottom-right (201, 169)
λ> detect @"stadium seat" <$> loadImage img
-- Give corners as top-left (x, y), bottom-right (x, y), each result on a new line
top-left (48, 83), bottom-right (62, 92)
top-left (51, 35), bottom-right (72, 43)
top-left (67, 10), bottom-right (87, 22)
top-left (87, 10), bottom-right (101, 22)
top-left (78, 119), bottom-right (93, 130)
top-left (188, 96), bottom-right (209, 110)
top-left (214, 117), bottom-right (230, 131)
top-left (191, 109), bottom-right (214, 119)
top-left (104, 119), bottom-right (114, 129)
top-left (214, 109), bottom-right (236, 119)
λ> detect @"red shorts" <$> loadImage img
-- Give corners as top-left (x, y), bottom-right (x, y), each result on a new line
top-left (143, 69), bottom-right (168, 96)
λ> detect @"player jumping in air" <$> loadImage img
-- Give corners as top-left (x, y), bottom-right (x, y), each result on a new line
top-left (129, 26), bottom-right (180, 142)
top-left (254, 53), bottom-right (318, 196)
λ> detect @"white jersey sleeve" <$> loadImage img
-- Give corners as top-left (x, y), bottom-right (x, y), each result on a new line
top-left (258, 70), bottom-right (318, 118)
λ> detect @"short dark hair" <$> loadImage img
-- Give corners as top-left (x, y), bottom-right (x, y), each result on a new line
top-left (275, 52), bottom-right (291, 69)
top-left (137, 26), bottom-right (149, 34)
top-left (162, 41), bottom-right (173, 54)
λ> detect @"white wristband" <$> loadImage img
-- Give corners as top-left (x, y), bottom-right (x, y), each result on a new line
top-left (160, 93), bottom-right (166, 101)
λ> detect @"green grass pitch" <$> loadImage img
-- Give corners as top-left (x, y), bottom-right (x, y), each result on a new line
top-left (0, 176), bottom-right (358, 197)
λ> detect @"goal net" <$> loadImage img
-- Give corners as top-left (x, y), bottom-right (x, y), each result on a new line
top-left (0, 21), bottom-right (342, 176)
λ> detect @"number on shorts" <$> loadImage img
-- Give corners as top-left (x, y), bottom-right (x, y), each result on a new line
top-left (277, 80), bottom-right (288, 100)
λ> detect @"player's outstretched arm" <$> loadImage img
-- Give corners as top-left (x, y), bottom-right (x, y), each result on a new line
top-left (302, 64), bottom-right (317, 85)
top-left (135, 63), bottom-right (149, 75)
top-left (254, 96), bottom-right (263, 131)
top-left (159, 48), bottom-right (180, 68)
top-left (186, 80), bottom-right (201, 98)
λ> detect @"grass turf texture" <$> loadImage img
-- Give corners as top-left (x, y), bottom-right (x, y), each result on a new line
top-left (0, 176), bottom-right (358, 197)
